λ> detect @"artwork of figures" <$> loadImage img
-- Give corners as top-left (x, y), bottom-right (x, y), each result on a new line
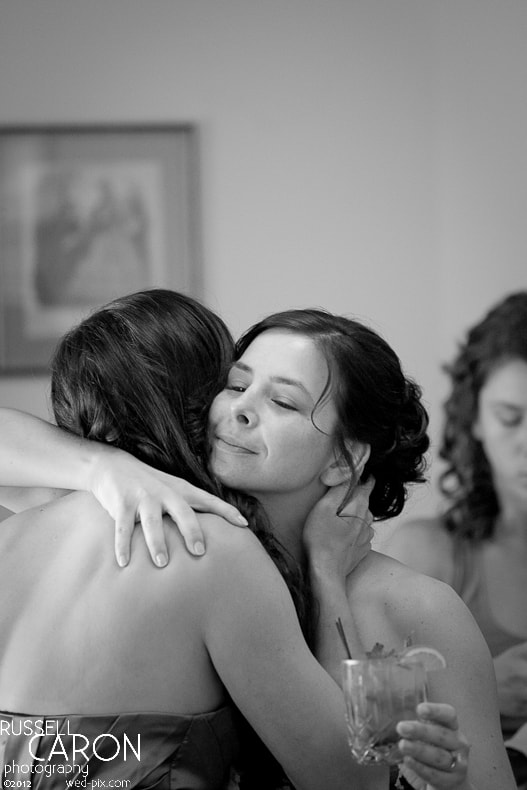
top-left (0, 126), bottom-right (199, 373)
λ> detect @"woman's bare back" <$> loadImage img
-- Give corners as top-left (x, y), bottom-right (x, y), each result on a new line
top-left (0, 492), bottom-right (227, 715)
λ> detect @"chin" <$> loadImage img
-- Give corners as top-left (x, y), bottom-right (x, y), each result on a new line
top-left (212, 465), bottom-right (246, 490)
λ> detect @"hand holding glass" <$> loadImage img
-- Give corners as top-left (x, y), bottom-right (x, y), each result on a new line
top-left (342, 658), bottom-right (427, 765)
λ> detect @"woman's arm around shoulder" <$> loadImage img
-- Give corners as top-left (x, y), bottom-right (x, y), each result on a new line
top-left (0, 407), bottom-right (246, 561)
top-left (197, 518), bottom-right (386, 790)
top-left (0, 408), bottom-right (72, 512)
top-left (378, 516), bottom-right (456, 585)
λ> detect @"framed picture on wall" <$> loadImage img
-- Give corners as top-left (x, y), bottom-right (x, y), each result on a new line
top-left (0, 124), bottom-right (201, 374)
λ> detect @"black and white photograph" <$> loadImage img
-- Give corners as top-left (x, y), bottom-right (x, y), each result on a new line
top-left (0, 3), bottom-right (525, 790)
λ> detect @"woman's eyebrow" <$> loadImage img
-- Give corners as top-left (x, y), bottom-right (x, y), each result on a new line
top-left (231, 361), bottom-right (253, 374)
top-left (231, 361), bottom-right (251, 373)
top-left (233, 361), bottom-right (311, 396)
top-left (271, 375), bottom-right (311, 396)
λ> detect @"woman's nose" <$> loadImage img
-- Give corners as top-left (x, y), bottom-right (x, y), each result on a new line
top-left (231, 394), bottom-right (258, 426)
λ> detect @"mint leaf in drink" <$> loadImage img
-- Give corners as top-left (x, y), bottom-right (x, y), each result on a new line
top-left (366, 642), bottom-right (397, 659)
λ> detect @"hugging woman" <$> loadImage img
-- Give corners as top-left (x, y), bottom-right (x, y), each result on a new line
top-left (0, 289), bottom-right (514, 790)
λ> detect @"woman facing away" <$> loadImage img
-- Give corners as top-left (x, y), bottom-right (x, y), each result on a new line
top-left (0, 292), bottom-right (515, 789)
top-left (378, 291), bottom-right (527, 788)
top-left (0, 290), bottom-right (389, 790)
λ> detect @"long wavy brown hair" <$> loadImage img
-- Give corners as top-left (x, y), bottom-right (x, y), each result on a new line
top-left (439, 291), bottom-right (527, 541)
top-left (50, 289), bottom-right (313, 787)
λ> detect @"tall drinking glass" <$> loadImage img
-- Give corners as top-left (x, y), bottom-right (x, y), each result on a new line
top-left (341, 657), bottom-right (427, 766)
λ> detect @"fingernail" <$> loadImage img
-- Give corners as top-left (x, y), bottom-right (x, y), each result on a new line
top-left (396, 722), bottom-right (413, 736)
top-left (155, 553), bottom-right (168, 567)
top-left (193, 541), bottom-right (205, 556)
top-left (236, 515), bottom-right (248, 526)
top-left (117, 555), bottom-right (128, 568)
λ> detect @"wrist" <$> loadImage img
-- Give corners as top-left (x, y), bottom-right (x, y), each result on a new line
top-left (308, 557), bottom-right (346, 589)
top-left (84, 440), bottom-right (121, 494)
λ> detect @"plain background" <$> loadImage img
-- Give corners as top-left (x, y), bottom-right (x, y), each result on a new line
top-left (0, 1), bottom-right (526, 530)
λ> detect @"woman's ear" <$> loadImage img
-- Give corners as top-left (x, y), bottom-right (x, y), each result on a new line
top-left (320, 441), bottom-right (371, 487)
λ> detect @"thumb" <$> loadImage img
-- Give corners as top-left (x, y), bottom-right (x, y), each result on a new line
top-left (312, 482), bottom-right (348, 515)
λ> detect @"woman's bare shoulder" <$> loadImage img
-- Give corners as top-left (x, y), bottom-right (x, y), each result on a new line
top-left (165, 513), bottom-right (280, 584)
top-left (117, 515), bottom-right (283, 635)
top-left (355, 552), bottom-right (486, 649)
top-left (364, 549), bottom-right (456, 600)
top-left (358, 549), bottom-right (451, 593)
top-left (377, 515), bottom-right (455, 583)
top-left (175, 515), bottom-right (299, 642)
top-left (191, 513), bottom-right (266, 554)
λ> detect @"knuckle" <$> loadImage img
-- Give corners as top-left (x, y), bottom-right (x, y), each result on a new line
top-left (133, 486), bottom-right (150, 502)
top-left (114, 501), bottom-right (133, 518)
top-left (143, 513), bottom-right (161, 528)
top-left (115, 523), bottom-right (132, 536)
top-left (435, 729), bottom-right (451, 748)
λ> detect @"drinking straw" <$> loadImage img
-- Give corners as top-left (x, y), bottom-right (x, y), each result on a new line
top-left (335, 617), bottom-right (353, 660)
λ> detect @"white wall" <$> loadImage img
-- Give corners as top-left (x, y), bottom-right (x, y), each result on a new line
top-left (0, 1), bottom-right (526, 525)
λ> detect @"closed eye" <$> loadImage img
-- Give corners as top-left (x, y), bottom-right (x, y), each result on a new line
top-left (494, 405), bottom-right (523, 427)
top-left (272, 399), bottom-right (298, 411)
top-left (499, 415), bottom-right (522, 427)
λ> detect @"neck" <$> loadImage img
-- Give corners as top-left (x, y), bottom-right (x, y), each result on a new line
top-left (255, 486), bottom-right (327, 565)
top-left (493, 499), bottom-right (527, 551)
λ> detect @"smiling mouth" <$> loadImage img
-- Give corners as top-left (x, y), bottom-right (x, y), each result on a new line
top-left (215, 436), bottom-right (257, 454)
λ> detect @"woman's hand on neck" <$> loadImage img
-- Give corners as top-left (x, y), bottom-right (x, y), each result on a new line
top-left (256, 484), bottom-right (329, 565)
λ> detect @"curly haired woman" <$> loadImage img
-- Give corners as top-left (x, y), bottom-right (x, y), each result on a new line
top-left (383, 292), bottom-right (527, 788)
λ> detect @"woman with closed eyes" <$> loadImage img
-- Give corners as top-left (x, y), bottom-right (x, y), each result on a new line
top-left (0, 291), bottom-right (513, 789)
top-left (379, 292), bottom-right (527, 788)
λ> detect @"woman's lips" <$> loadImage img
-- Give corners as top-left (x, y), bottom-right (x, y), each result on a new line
top-left (215, 435), bottom-right (257, 454)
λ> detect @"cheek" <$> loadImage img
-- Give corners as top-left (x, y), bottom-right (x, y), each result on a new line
top-left (272, 425), bottom-right (333, 469)
top-left (208, 393), bottom-right (227, 426)
top-left (480, 428), bottom-right (515, 467)
top-left (475, 411), bottom-right (506, 445)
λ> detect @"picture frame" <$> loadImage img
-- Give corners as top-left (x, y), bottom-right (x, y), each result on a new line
top-left (0, 124), bottom-right (201, 374)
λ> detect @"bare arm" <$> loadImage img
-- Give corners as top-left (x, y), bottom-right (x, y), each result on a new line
top-left (303, 479), bottom-right (375, 676)
top-left (0, 409), bottom-right (79, 511)
top-left (202, 525), bottom-right (386, 790)
top-left (0, 407), bottom-right (247, 562)
top-left (303, 487), bottom-right (477, 790)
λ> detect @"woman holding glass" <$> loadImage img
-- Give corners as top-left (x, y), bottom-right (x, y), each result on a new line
top-left (0, 293), bottom-right (513, 789)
